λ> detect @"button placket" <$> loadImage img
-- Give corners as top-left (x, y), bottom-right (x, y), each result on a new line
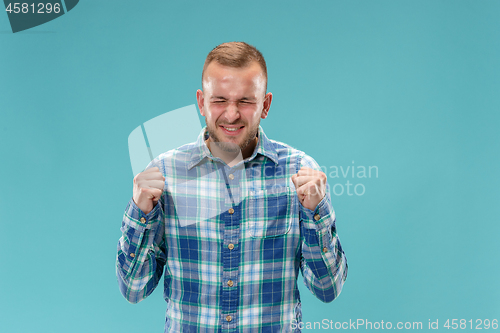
top-left (224, 165), bottom-right (244, 206)
top-left (221, 203), bottom-right (240, 329)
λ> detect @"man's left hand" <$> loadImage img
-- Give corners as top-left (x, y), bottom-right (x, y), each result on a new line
top-left (291, 167), bottom-right (327, 211)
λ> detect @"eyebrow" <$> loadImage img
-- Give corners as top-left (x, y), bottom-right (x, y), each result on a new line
top-left (240, 97), bottom-right (257, 101)
top-left (210, 96), bottom-right (257, 101)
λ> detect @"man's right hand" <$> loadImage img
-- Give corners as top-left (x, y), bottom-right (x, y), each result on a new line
top-left (133, 167), bottom-right (165, 215)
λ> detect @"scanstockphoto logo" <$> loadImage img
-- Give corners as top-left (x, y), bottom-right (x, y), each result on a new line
top-left (319, 162), bottom-right (379, 197)
top-left (3, 0), bottom-right (79, 33)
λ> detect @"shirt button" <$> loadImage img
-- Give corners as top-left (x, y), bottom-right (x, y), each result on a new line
top-left (323, 247), bottom-right (328, 253)
top-left (226, 315), bottom-right (232, 322)
top-left (314, 214), bottom-right (321, 221)
top-left (140, 217), bottom-right (147, 223)
top-left (228, 208), bottom-right (234, 214)
top-left (228, 243), bottom-right (234, 250)
top-left (227, 280), bottom-right (234, 287)
top-left (228, 173), bottom-right (234, 180)
top-left (130, 253), bottom-right (135, 258)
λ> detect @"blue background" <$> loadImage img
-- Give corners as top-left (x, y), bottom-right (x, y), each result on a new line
top-left (1, 1), bottom-right (499, 332)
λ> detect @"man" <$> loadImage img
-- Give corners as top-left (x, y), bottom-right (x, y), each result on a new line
top-left (116, 42), bottom-right (348, 332)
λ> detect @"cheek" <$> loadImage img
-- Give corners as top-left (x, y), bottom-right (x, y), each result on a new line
top-left (248, 106), bottom-right (264, 121)
top-left (204, 106), bottom-right (223, 123)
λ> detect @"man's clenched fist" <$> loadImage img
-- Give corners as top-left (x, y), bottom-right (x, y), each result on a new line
top-left (291, 167), bottom-right (327, 211)
top-left (133, 167), bottom-right (165, 215)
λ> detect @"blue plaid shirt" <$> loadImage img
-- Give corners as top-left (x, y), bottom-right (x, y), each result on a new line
top-left (116, 126), bottom-right (348, 332)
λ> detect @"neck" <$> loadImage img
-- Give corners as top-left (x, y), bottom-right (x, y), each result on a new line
top-left (205, 137), bottom-right (257, 167)
top-left (241, 136), bottom-right (258, 159)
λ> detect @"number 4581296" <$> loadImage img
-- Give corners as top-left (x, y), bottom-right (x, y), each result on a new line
top-left (5, 3), bottom-right (61, 14)
top-left (444, 319), bottom-right (498, 330)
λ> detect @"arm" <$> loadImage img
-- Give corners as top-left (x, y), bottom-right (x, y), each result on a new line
top-left (116, 199), bottom-right (167, 303)
top-left (116, 163), bottom-right (167, 304)
top-left (295, 154), bottom-right (348, 303)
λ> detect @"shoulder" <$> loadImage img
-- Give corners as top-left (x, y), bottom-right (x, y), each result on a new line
top-left (268, 138), bottom-right (303, 158)
top-left (145, 140), bottom-right (200, 172)
top-left (265, 137), bottom-right (320, 170)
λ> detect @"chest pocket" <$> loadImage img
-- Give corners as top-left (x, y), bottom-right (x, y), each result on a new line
top-left (247, 186), bottom-right (293, 238)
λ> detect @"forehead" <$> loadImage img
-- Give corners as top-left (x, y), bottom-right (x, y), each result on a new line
top-left (203, 61), bottom-right (266, 96)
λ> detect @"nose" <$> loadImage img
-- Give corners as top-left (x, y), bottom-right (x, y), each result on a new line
top-left (224, 101), bottom-right (240, 123)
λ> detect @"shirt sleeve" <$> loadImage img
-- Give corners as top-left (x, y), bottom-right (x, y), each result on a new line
top-left (298, 154), bottom-right (348, 303)
top-left (116, 164), bottom-right (167, 304)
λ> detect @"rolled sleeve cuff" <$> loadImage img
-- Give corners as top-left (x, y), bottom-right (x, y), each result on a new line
top-left (299, 194), bottom-right (335, 231)
top-left (123, 199), bottom-right (161, 232)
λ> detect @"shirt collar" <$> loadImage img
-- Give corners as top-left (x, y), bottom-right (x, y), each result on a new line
top-left (187, 126), bottom-right (279, 170)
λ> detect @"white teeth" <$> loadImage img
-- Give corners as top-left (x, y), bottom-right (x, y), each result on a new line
top-left (223, 127), bottom-right (239, 131)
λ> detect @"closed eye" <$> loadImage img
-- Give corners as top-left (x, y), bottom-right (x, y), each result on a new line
top-left (239, 100), bottom-right (256, 105)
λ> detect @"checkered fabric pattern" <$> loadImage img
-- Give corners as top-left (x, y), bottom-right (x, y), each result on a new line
top-left (116, 126), bottom-right (348, 332)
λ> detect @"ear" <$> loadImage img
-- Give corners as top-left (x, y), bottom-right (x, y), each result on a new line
top-left (261, 92), bottom-right (273, 119)
top-left (196, 89), bottom-right (205, 116)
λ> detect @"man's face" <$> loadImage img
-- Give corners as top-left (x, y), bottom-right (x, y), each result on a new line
top-left (196, 61), bottom-right (272, 157)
